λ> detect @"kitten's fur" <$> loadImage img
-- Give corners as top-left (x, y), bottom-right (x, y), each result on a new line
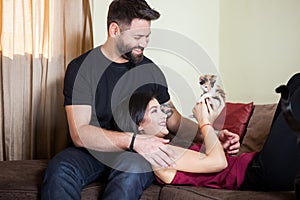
top-left (198, 74), bottom-right (226, 111)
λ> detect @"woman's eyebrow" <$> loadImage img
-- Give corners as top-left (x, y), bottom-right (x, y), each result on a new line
top-left (150, 105), bottom-right (159, 110)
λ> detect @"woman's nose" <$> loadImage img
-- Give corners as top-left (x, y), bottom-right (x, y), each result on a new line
top-left (160, 110), bottom-right (167, 119)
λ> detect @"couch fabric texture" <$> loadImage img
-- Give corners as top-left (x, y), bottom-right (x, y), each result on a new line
top-left (0, 103), bottom-right (297, 200)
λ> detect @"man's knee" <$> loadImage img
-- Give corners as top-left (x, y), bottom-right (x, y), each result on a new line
top-left (111, 152), bottom-right (153, 173)
top-left (103, 168), bottom-right (154, 200)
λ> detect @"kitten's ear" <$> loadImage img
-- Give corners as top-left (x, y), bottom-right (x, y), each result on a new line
top-left (210, 75), bottom-right (217, 83)
top-left (199, 75), bottom-right (205, 85)
top-left (208, 75), bottom-right (216, 88)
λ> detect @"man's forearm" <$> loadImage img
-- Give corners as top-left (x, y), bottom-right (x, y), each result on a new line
top-left (71, 124), bottom-right (132, 152)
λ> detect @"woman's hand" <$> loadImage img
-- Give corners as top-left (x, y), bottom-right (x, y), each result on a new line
top-left (193, 98), bottom-right (220, 125)
top-left (192, 99), bottom-right (211, 126)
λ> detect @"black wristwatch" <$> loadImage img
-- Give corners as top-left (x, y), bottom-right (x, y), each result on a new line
top-left (129, 132), bottom-right (137, 152)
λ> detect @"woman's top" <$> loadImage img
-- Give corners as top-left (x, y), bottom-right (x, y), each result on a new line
top-left (156, 143), bottom-right (257, 190)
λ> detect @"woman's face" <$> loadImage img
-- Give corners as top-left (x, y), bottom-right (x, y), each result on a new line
top-left (139, 98), bottom-right (169, 137)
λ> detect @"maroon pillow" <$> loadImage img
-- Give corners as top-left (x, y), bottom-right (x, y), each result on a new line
top-left (213, 102), bottom-right (254, 141)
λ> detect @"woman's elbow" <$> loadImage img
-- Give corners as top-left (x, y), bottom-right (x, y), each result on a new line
top-left (215, 158), bottom-right (228, 171)
top-left (209, 156), bottom-right (227, 172)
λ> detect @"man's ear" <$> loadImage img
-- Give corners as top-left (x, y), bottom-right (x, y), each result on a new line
top-left (108, 22), bottom-right (120, 37)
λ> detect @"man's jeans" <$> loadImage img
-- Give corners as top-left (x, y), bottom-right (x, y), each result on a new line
top-left (41, 147), bottom-right (154, 200)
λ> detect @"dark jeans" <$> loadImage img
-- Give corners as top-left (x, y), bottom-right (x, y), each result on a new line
top-left (41, 147), bottom-right (154, 200)
top-left (241, 73), bottom-right (300, 191)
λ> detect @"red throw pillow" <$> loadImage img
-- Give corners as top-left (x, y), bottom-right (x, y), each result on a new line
top-left (213, 102), bottom-right (254, 141)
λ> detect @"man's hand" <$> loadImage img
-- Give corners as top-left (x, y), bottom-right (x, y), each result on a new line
top-left (218, 130), bottom-right (240, 155)
top-left (134, 134), bottom-right (178, 168)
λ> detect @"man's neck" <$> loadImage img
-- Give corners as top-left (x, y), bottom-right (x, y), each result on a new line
top-left (100, 42), bottom-right (128, 64)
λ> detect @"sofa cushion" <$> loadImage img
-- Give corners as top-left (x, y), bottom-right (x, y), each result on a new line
top-left (240, 103), bottom-right (277, 153)
top-left (0, 160), bottom-right (48, 200)
top-left (213, 102), bottom-right (254, 140)
top-left (0, 159), bottom-right (162, 200)
top-left (159, 185), bottom-right (295, 200)
top-left (81, 181), bottom-right (162, 200)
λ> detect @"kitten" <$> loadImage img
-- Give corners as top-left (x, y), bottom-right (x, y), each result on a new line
top-left (198, 74), bottom-right (226, 111)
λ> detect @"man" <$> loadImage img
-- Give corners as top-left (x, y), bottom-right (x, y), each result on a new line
top-left (41, 0), bottom-right (240, 199)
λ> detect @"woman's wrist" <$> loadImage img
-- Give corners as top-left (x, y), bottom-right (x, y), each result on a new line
top-left (199, 123), bottom-right (212, 132)
top-left (199, 119), bottom-right (211, 128)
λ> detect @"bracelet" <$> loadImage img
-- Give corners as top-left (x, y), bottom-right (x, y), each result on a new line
top-left (200, 123), bottom-right (211, 131)
top-left (129, 132), bottom-right (137, 152)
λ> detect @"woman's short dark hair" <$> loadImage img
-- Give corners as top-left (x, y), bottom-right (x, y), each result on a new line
top-left (107, 0), bottom-right (160, 31)
top-left (112, 92), bottom-right (156, 134)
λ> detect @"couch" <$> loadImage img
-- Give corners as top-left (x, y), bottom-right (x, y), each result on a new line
top-left (0, 103), bottom-right (297, 200)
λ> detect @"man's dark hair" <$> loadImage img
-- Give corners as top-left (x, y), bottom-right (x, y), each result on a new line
top-left (107, 0), bottom-right (160, 31)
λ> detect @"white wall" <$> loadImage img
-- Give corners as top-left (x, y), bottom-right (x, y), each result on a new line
top-left (92, 0), bottom-right (300, 113)
top-left (220, 0), bottom-right (300, 104)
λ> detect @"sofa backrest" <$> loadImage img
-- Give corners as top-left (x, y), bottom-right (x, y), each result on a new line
top-left (239, 103), bottom-right (278, 154)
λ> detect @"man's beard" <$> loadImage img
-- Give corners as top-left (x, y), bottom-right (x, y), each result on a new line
top-left (122, 50), bottom-right (144, 64)
top-left (117, 40), bottom-right (144, 64)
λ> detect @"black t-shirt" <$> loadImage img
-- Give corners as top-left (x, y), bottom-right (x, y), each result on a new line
top-left (63, 46), bottom-right (170, 130)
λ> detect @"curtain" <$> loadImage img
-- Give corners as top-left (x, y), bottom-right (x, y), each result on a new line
top-left (0, 0), bottom-right (94, 160)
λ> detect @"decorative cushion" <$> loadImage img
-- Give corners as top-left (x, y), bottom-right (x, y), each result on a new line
top-left (239, 103), bottom-right (277, 153)
top-left (213, 102), bottom-right (254, 141)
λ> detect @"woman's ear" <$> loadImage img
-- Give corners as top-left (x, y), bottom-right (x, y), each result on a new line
top-left (108, 22), bottom-right (120, 37)
top-left (138, 126), bottom-right (143, 132)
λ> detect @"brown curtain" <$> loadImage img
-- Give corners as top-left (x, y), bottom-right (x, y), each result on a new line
top-left (0, 0), bottom-right (94, 160)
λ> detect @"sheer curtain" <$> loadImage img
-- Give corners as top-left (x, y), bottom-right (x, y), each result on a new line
top-left (0, 0), bottom-right (93, 160)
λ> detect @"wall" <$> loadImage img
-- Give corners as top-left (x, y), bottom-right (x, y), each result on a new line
top-left (220, 0), bottom-right (300, 104)
top-left (92, 0), bottom-right (300, 115)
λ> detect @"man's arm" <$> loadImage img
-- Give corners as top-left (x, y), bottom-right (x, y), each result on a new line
top-left (66, 105), bottom-right (178, 167)
top-left (66, 105), bottom-right (132, 151)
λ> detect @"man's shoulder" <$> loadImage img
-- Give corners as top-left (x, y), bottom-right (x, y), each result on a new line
top-left (140, 55), bottom-right (154, 65)
top-left (69, 48), bottom-right (95, 67)
top-left (138, 56), bottom-right (165, 74)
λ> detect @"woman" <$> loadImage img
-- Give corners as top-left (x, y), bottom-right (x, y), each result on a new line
top-left (113, 73), bottom-right (300, 191)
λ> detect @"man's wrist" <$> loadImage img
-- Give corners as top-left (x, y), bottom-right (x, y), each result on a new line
top-left (129, 132), bottom-right (137, 152)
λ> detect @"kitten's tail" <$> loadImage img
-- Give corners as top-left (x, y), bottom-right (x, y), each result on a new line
top-left (275, 85), bottom-right (300, 132)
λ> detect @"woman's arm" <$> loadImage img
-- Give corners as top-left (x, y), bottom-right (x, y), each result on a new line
top-left (154, 101), bottom-right (227, 184)
top-left (154, 126), bottom-right (227, 184)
